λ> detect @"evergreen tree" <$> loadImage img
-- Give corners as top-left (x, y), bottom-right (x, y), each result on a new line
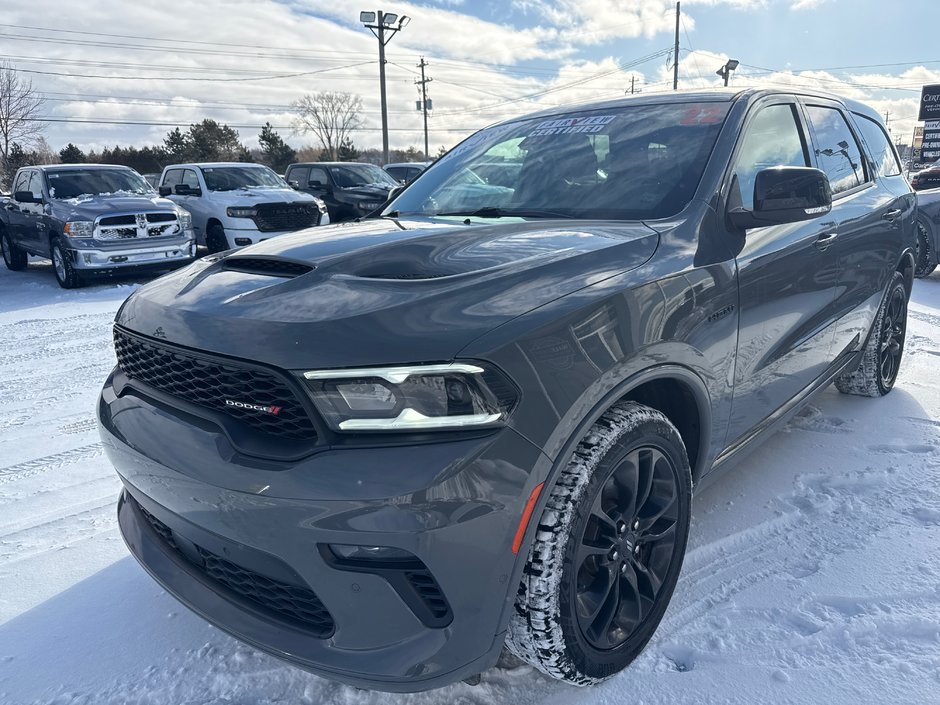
top-left (59, 143), bottom-right (86, 164)
top-left (258, 122), bottom-right (295, 172)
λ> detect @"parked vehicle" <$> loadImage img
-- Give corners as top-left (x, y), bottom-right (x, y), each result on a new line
top-left (1, 164), bottom-right (195, 288)
top-left (159, 163), bottom-right (328, 253)
top-left (915, 189), bottom-right (940, 276)
top-left (383, 161), bottom-right (430, 183)
top-left (910, 160), bottom-right (940, 190)
top-left (100, 89), bottom-right (915, 692)
top-left (142, 173), bottom-right (161, 189)
top-left (285, 161), bottom-right (398, 222)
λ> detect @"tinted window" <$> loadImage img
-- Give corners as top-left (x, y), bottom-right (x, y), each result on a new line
top-left (385, 166), bottom-right (407, 181)
top-left (388, 102), bottom-right (731, 220)
top-left (328, 164), bottom-right (398, 188)
top-left (162, 169), bottom-right (183, 187)
top-left (805, 105), bottom-right (867, 194)
top-left (733, 104), bottom-right (809, 210)
top-left (200, 166), bottom-right (284, 191)
top-left (27, 171), bottom-right (44, 199)
top-left (854, 114), bottom-right (902, 178)
top-left (180, 169), bottom-right (200, 189)
top-left (13, 170), bottom-right (29, 194)
top-left (308, 167), bottom-right (329, 186)
top-left (289, 166), bottom-right (310, 185)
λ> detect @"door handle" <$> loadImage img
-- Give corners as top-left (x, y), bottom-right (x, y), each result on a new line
top-left (882, 208), bottom-right (902, 221)
top-left (814, 232), bottom-right (838, 250)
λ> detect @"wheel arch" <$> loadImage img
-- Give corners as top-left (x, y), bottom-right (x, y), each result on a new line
top-left (897, 247), bottom-right (915, 295)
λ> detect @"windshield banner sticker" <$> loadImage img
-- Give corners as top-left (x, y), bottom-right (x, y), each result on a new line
top-left (528, 115), bottom-right (616, 136)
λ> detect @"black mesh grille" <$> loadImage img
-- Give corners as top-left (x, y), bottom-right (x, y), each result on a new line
top-left (405, 570), bottom-right (452, 620)
top-left (113, 327), bottom-right (317, 440)
top-left (137, 500), bottom-right (335, 637)
top-left (222, 258), bottom-right (313, 278)
top-left (251, 203), bottom-right (319, 232)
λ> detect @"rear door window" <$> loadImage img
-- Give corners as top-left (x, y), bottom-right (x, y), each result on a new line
top-left (804, 104), bottom-right (869, 195)
top-left (853, 114), bottom-right (902, 178)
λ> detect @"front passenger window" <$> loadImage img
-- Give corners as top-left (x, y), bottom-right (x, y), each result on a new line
top-left (733, 104), bottom-right (809, 210)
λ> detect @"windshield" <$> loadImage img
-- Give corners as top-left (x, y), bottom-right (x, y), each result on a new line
top-left (201, 166), bottom-right (287, 191)
top-left (47, 169), bottom-right (154, 200)
top-left (387, 102), bottom-right (730, 221)
top-left (329, 164), bottom-right (398, 188)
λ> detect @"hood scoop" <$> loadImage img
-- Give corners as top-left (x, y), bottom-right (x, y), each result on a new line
top-left (222, 257), bottom-right (314, 278)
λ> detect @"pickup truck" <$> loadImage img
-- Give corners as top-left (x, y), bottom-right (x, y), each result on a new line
top-left (285, 161), bottom-right (398, 223)
top-left (1, 164), bottom-right (195, 288)
top-left (158, 162), bottom-right (329, 253)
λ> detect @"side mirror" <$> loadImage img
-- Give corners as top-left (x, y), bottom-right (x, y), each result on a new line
top-left (158, 185), bottom-right (172, 197)
top-left (289, 180), bottom-right (299, 190)
top-left (14, 191), bottom-right (41, 204)
top-left (729, 166), bottom-right (832, 230)
top-left (174, 184), bottom-right (202, 197)
top-left (387, 184), bottom-right (405, 202)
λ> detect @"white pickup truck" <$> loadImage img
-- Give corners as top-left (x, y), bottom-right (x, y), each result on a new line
top-left (159, 162), bottom-right (329, 252)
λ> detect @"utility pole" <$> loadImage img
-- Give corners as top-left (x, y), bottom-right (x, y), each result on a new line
top-left (416, 57), bottom-right (432, 159)
top-left (630, 76), bottom-right (636, 94)
top-left (360, 10), bottom-right (410, 164)
top-left (673, 2), bottom-right (680, 90)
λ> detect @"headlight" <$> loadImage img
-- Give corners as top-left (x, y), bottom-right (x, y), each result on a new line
top-left (175, 208), bottom-right (193, 229)
top-left (226, 207), bottom-right (257, 218)
top-left (301, 362), bottom-right (517, 432)
top-left (313, 197), bottom-right (328, 214)
top-left (358, 201), bottom-right (383, 211)
top-left (63, 221), bottom-right (95, 238)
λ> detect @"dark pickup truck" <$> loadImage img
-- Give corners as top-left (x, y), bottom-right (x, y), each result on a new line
top-left (1, 164), bottom-right (195, 288)
top-left (100, 88), bottom-right (915, 691)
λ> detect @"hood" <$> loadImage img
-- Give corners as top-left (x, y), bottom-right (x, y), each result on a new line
top-left (201, 188), bottom-right (317, 206)
top-left (52, 194), bottom-right (179, 219)
top-left (117, 217), bottom-right (659, 369)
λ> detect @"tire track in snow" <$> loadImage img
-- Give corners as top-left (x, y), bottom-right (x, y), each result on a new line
top-left (0, 443), bottom-right (104, 484)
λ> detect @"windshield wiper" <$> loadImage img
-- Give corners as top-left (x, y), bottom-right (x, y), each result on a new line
top-left (433, 207), bottom-right (574, 219)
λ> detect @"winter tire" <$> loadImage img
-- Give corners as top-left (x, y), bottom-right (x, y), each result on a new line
top-left (51, 239), bottom-right (82, 289)
top-left (507, 401), bottom-right (692, 685)
top-left (206, 223), bottom-right (229, 254)
top-left (1, 228), bottom-right (28, 271)
top-left (835, 270), bottom-right (907, 397)
top-left (914, 216), bottom-right (937, 278)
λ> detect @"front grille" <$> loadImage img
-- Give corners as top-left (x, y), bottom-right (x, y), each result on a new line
top-left (96, 212), bottom-right (182, 240)
top-left (222, 258), bottom-right (314, 278)
top-left (113, 327), bottom-right (318, 440)
top-left (251, 203), bottom-right (318, 232)
top-left (137, 500), bottom-right (335, 637)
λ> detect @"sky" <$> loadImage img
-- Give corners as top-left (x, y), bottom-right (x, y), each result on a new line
top-left (1, 0), bottom-right (938, 157)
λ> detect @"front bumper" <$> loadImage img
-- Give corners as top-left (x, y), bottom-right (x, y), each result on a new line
top-left (68, 238), bottom-right (196, 270)
top-left (98, 374), bottom-right (545, 691)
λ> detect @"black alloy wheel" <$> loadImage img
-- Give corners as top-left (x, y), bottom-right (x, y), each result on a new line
top-left (878, 283), bottom-right (907, 390)
top-left (574, 445), bottom-right (680, 650)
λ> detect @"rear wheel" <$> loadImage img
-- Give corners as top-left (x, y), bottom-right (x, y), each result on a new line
top-left (507, 401), bottom-right (692, 685)
top-left (1, 228), bottom-right (28, 271)
top-left (51, 239), bottom-right (82, 289)
top-left (915, 217), bottom-right (937, 278)
top-left (835, 270), bottom-right (907, 397)
top-left (206, 223), bottom-right (229, 254)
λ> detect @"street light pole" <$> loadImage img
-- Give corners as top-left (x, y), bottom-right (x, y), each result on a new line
top-left (716, 59), bottom-right (740, 87)
top-left (360, 10), bottom-right (410, 165)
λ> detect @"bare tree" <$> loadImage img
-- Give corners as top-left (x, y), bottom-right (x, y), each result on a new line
top-left (292, 92), bottom-right (363, 161)
top-left (0, 62), bottom-right (45, 173)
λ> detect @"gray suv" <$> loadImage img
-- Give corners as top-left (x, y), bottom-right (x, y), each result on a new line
top-left (99, 89), bottom-right (915, 691)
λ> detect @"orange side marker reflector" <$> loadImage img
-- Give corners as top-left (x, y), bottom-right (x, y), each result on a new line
top-left (512, 482), bottom-right (545, 555)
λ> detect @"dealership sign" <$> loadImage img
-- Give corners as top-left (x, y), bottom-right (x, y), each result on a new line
top-left (922, 120), bottom-right (940, 162)
top-left (919, 84), bottom-right (940, 121)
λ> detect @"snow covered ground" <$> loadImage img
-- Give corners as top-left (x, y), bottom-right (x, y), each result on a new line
top-left (1, 261), bottom-right (939, 705)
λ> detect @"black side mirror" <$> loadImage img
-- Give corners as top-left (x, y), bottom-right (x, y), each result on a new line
top-left (14, 191), bottom-right (42, 204)
top-left (158, 185), bottom-right (172, 197)
top-left (174, 184), bottom-right (202, 197)
top-left (729, 166), bottom-right (832, 230)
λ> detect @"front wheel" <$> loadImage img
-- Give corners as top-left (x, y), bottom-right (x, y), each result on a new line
top-left (51, 240), bottom-right (82, 289)
top-left (1, 228), bottom-right (28, 271)
top-left (206, 223), bottom-right (229, 254)
top-left (835, 270), bottom-right (908, 397)
top-left (507, 401), bottom-right (692, 685)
